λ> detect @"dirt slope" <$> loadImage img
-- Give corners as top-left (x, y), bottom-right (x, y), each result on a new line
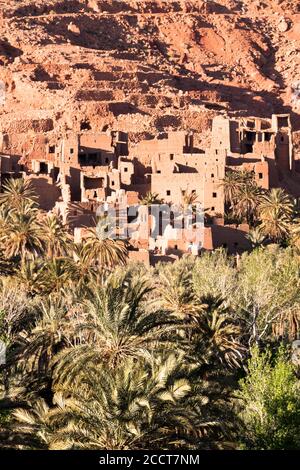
top-left (0, 0), bottom-right (299, 149)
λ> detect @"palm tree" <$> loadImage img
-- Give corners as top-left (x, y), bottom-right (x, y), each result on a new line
top-left (0, 249), bottom-right (16, 276)
top-left (222, 170), bottom-right (261, 224)
top-left (51, 268), bottom-right (182, 380)
top-left (85, 217), bottom-right (128, 270)
top-left (233, 183), bottom-right (261, 224)
top-left (258, 188), bottom-right (293, 243)
top-left (0, 178), bottom-right (38, 212)
top-left (157, 257), bottom-right (202, 319)
top-left (182, 190), bottom-right (198, 208)
top-left (51, 355), bottom-right (195, 450)
top-left (222, 170), bottom-right (243, 208)
top-left (68, 242), bottom-right (97, 290)
top-left (0, 209), bottom-right (44, 262)
top-left (40, 258), bottom-right (75, 294)
top-left (13, 297), bottom-right (76, 378)
top-left (0, 399), bottom-right (51, 450)
top-left (246, 226), bottom-right (266, 249)
top-left (14, 259), bottom-right (48, 296)
top-left (15, 257), bottom-right (75, 298)
top-left (157, 261), bottom-right (244, 369)
top-left (40, 214), bottom-right (71, 259)
top-left (10, 399), bottom-right (54, 450)
top-left (140, 192), bottom-right (164, 206)
top-left (13, 355), bottom-right (233, 450)
top-left (16, 258), bottom-right (78, 297)
top-left (187, 295), bottom-right (244, 369)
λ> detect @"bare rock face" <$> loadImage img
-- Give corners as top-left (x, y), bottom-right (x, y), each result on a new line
top-left (67, 22), bottom-right (81, 35)
top-left (0, 0), bottom-right (299, 153)
top-left (278, 18), bottom-right (290, 33)
top-left (87, 0), bottom-right (101, 12)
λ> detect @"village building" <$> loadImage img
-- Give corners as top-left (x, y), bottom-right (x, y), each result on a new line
top-left (0, 113), bottom-right (298, 264)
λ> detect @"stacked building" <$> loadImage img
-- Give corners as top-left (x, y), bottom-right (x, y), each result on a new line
top-left (0, 113), bottom-right (297, 264)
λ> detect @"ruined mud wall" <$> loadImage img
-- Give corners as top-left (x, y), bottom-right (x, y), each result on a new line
top-left (0, 0), bottom-right (299, 157)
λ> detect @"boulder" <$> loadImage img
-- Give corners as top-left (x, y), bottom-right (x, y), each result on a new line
top-left (278, 18), bottom-right (290, 33)
top-left (67, 22), bottom-right (81, 35)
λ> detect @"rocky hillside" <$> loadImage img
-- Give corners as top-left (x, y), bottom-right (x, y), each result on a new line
top-left (0, 0), bottom-right (299, 150)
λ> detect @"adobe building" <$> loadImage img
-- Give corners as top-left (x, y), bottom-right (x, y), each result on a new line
top-left (0, 113), bottom-right (298, 262)
top-left (212, 114), bottom-right (294, 187)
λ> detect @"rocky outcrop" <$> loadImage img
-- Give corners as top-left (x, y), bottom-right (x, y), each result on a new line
top-left (0, 0), bottom-right (299, 154)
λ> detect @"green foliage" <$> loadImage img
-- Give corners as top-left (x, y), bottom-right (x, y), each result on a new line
top-left (258, 188), bottom-right (294, 243)
top-left (246, 226), bottom-right (266, 248)
top-left (140, 192), bottom-right (164, 206)
top-left (237, 346), bottom-right (300, 449)
top-left (192, 249), bottom-right (236, 300)
top-left (222, 169), bottom-right (262, 224)
top-left (11, 354), bottom-right (235, 450)
top-left (233, 248), bottom-right (300, 344)
top-left (0, 177), bottom-right (300, 450)
top-left (223, 172), bottom-right (297, 246)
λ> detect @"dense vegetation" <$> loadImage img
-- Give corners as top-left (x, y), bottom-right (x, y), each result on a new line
top-left (223, 169), bottom-right (300, 247)
top-left (0, 178), bottom-right (299, 450)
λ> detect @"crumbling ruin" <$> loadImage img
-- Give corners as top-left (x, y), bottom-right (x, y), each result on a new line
top-left (0, 0), bottom-right (300, 264)
top-left (0, 113), bottom-right (298, 264)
